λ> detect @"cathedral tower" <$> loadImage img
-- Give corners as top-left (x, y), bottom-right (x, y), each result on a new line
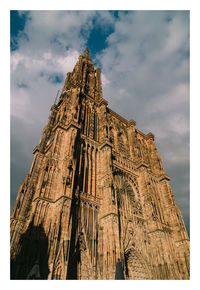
top-left (10, 48), bottom-right (190, 280)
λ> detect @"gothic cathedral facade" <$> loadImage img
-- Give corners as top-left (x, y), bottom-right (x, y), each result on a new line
top-left (10, 48), bottom-right (190, 280)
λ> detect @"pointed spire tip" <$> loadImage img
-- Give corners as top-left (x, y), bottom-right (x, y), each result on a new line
top-left (83, 47), bottom-right (90, 56)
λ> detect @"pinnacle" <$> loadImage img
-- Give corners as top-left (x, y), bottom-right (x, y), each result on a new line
top-left (83, 47), bottom-right (90, 57)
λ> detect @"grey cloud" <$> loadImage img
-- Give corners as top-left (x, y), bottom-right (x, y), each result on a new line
top-left (11, 115), bottom-right (42, 211)
top-left (17, 83), bottom-right (28, 88)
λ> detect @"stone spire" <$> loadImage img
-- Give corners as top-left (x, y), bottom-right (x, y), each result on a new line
top-left (61, 48), bottom-right (102, 101)
top-left (83, 47), bottom-right (90, 57)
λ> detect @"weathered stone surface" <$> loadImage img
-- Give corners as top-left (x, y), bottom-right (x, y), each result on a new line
top-left (10, 48), bottom-right (190, 280)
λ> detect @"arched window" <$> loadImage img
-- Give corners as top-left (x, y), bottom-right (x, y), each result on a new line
top-left (114, 175), bottom-right (138, 242)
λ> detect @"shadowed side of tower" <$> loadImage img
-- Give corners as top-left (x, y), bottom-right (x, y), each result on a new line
top-left (10, 48), bottom-right (190, 280)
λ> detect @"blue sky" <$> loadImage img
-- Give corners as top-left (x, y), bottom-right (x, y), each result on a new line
top-left (10, 10), bottom-right (190, 235)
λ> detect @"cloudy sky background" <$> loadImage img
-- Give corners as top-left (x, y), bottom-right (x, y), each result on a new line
top-left (10, 10), bottom-right (190, 235)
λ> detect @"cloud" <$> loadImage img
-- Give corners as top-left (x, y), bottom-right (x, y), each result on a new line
top-left (15, 11), bottom-right (95, 53)
top-left (98, 11), bottom-right (189, 138)
top-left (97, 11), bottom-right (189, 233)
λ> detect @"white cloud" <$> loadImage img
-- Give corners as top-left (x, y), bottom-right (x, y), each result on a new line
top-left (101, 73), bottom-right (110, 86)
top-left (17, 11), bottom-right (95, 54)
top-left (98, 11), bottom-right (189, 136)
top-left (163, 13), bottom-right (189, 54)
top-left (55, 50), bottom-right (80, 73)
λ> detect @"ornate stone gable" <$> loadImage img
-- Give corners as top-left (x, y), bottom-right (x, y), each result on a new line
top-left (10, 48), bottom-right (190, 280)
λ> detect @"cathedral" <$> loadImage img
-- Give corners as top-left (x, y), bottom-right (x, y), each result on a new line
top-left (10, 48), bottom-right (190, 280)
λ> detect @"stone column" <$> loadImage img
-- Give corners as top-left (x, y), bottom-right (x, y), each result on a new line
top-left (83, 143), bottom-right (87, 193)
top-left (91, 147), bottom-right (96, 196)
top-left (127, 120), bottom-right (136, 159)
top-left (88, 145), bottom-right (91, 195)
top-left (98, 142), bottom-right (121, 279)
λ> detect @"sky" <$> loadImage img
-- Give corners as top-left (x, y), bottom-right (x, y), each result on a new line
top-left (10, 10), bottom-right (190, 235)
